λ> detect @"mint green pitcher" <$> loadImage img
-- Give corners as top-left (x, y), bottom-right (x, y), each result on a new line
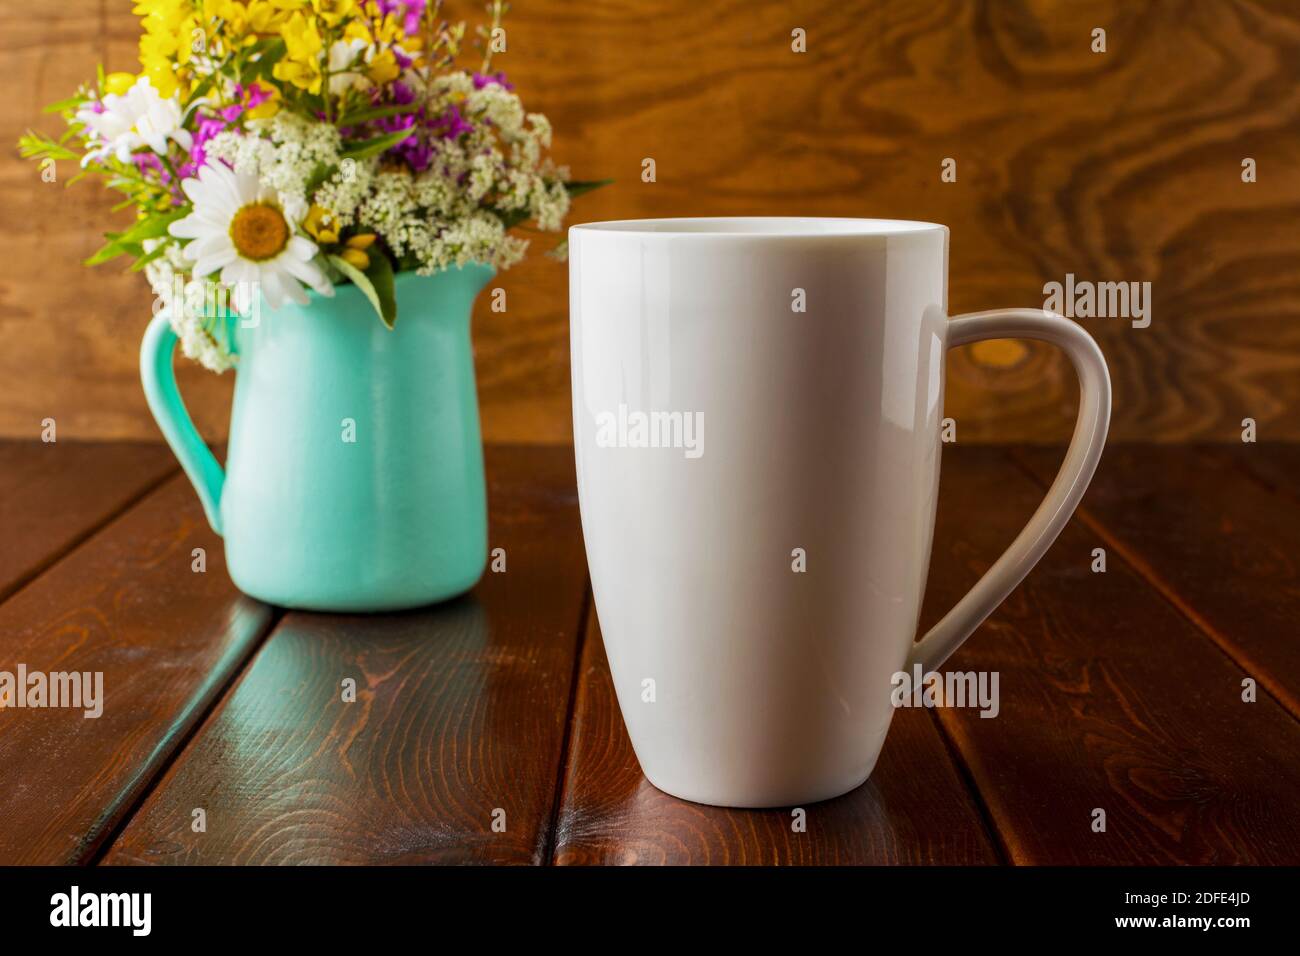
top-left (140, 264), bottom-right (495, 611)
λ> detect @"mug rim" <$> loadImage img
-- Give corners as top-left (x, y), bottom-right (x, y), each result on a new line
top-left (569, 216), bottom-right (947, 238)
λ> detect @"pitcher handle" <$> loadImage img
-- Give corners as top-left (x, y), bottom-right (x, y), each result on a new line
top-left (140, 311), bottom-right (225, 535)
top-left (907, 308), bottom-right (1110, 672)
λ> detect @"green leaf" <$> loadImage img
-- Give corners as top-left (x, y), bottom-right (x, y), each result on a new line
top-left (564, 178), bottom-right (614, 198)
top-left (84, 240), bottom-right (126, 267)
top-left (249, 38), bottom-right (287, 81)
top-left (129, 243), bottom-right (171, 272)
top-left (116, 208), bottom-right (189, 245)
top-left (184, 71), bottom-right (219, 110)
top-left (328, 250), bottom-right (398, 329)
top-left (340, 127), bottom-right (414, 161)
top-left (43, 95), bottom-right (86, 114)
top-left (336, 103), bottom-right (416, 127)
top-left (304, 161), bottom-right (336, 194)
top-left (494, 207), bottom-right (530, 230)
top-left (84, 209), bottom-right (187, 267)
top-left (17, 131), bottom-right (78, 162)
top-left (363, 248), bottom-right (397, 328)
top-left (295, 91), bottom-right (327, 118)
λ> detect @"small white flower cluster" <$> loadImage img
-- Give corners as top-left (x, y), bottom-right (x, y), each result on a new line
top-left (206, 113), bottom-right (343, 216)
top-left (143, 240), bottom-right (237, 373)
top-left (454, 79), bottom-right (572, 234)
top-left (354, 170), bottom-right (529, 275)
top-left (313, 157), bottom-right (378, 225)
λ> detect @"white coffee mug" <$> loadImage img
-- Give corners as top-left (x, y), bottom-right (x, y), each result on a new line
top-left (569, 218), bottom-right (1110, 808)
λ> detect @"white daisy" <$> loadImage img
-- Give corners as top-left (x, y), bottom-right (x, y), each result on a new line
top-left (168, 160), bottom-right (334, 313)
top-left (76, 77), bottom-right (192, 166)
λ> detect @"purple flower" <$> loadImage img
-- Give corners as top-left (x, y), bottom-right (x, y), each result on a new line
top-left (376, 0), bottom-right (425, 36)
top-left (134, 152), bottom-right (187, 204)
top-left (390, 80), bottom-right (416, 106)
top-left (363, 78), bottom-right (476, 172)
top-left (180, 115), bottom-right (225, 176)
top-left (133, 152), bottom-right (166, 180)
top-left (239, 82), bottom-right (272, 109)
top-left (180, 84), bottom-right (270, 177)
top-left (429, 104), bottom-right (473, 141)
top-left (472, 71), bottom-right (513, 91)
top-left (218, 83), bottom-right (271, 123)
top-left (399, 139), bottom-right (434, 172)
top-left (377, 112), bottom-right (418, 140)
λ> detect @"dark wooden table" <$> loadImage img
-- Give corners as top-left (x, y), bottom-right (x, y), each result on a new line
top-left (1, 442), bottom-right (1296, 865)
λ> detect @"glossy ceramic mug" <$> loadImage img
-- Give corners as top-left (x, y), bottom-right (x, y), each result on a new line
top-left (569, 218), bottom-right (1110, 808)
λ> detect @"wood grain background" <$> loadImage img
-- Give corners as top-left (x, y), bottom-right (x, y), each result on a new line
top-left (2, 0), bottom-right (1297, 443)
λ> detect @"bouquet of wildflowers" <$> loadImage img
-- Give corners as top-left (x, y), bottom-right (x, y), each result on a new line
top-left (20, 0), bottom-right (601, 371)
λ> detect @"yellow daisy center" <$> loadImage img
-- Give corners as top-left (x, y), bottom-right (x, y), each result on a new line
top-left (229, 202), bottom-right (289, 262)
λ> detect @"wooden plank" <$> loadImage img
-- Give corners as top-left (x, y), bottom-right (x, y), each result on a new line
top-left (5, 2), bottom-right (1300, 444)
top-left (102, 445), bottom-right (588, 865)
top-left (0, 474), bottom-right (272, 864)
top-left (553, 611), bottom-right (1000, 865)
top-left (1014, 444), bottom-right (1300, 718)
top-left (1213, 442), bottom-right (1300, 506)
top-left (923, 447), bottom-right (1300, 864)
top-left (0, 440), bottom-right (175, 602)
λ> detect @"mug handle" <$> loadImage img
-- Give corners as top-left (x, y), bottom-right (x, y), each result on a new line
top-left (140, 311), bottom-right (226, 535)
top-left (907, 308), bottom-right (1111, 672)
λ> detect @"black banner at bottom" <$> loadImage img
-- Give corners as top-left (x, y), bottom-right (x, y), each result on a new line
top-left (0, 865), bottom-right (1285, 941)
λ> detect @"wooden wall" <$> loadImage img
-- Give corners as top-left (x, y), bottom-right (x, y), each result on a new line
top-left (2, 0), bottom-right (1297, 443)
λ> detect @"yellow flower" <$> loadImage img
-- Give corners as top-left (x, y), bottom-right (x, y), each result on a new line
top-left (133, 0), bottom-right (191, 32)
top-left (103, 72), bottom-right (137, 96)
top-left (134, 0), bottom-right (198, 95)
top-left (281, 10), bottom-right (324, 58)
top-left (339, 233), bottom-right (377, 269)
top-left (342, 20), bottom-right (366, 43)
top-left (247, 0), bottom-right (292, 32)
top-left (303, 205), bottom-right (340, 244)
top-left (274, 12), bottom-right (324, 93)
top-left (202, 0), bottom-right (262, 49)
top-left (365, 49), bottom-right (400, 86)
top-left (139, 52), bottom-right (180, 98)
top-left (339, 248), bottom-right (369, 269)
top-left (311, 0), bottom-right (355, 28)
top-left (202, 0), bottom-right (240, 26)
top-left (273, 58), bottom-right (321, 94)
top-left (246, 85), bottom-right (282, 119)
top-left (345, 9), bottom-right (405, 46)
